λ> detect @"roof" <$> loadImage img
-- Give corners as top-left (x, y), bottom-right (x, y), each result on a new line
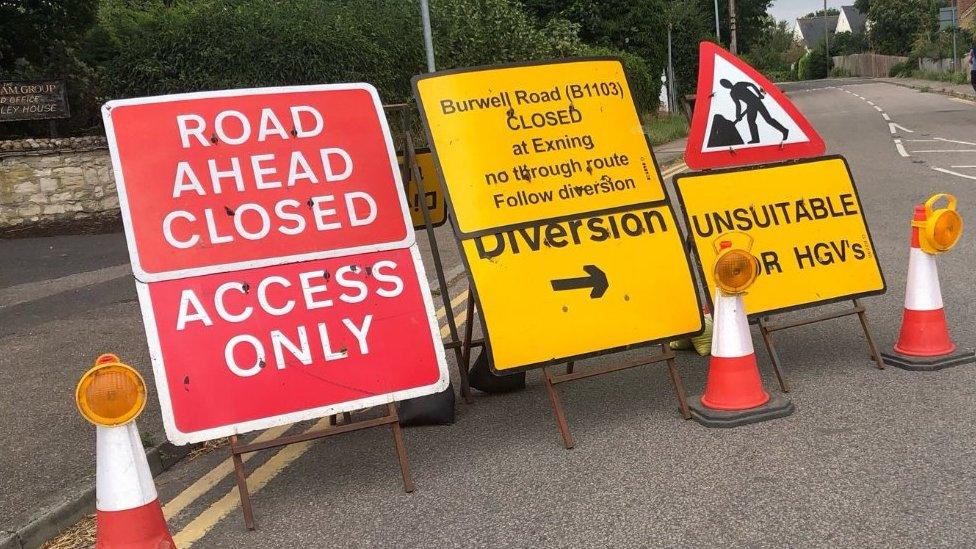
top-left (795, 15), bottom-right (839, 49)
top-left (838, 6), bottom-right (867, 33)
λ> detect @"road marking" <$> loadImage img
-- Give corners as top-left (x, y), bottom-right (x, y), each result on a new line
top-left (894, 139), bottom-right (910, 157)
top-left (911, 149), bottom-right (976, 153)
top-left (662, 162), bottom-right (688, 177)
top-left (172, 417), bottom-right (333, 547)
top-left (933, 166), bottom-right (976, 180)
top-left (936, 137), bottom-right (976, 146)
top-left (162, 424), bottom-right (291, 520)
top-left (437, 289), bottom-right (469, 320)
top-left (874, 106), bottom-right (883, 112)
top-left (889, 123), bottom-right (914, 134)
top-left (950, 165), bottom-right (976, 168)
top-left (867, 101), bottom-right (875, 106)
top-left (906, 139), bottom-right (939, 142)
top-left (0, 264), bottom-right (131, 309)
top-left (882, 113), bottom-right (891, 121)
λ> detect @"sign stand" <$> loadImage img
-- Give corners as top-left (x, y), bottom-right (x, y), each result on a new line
top-left (229, 403), bottom-right (413, 531)
top-left (540, 345), bottom-right (692, 449)
top-left (757, 298), bottom-right (885, 393)
top-left (388, 104), bottom-right (480, 402)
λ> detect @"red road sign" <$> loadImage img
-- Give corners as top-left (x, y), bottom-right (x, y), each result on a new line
top-left (137, 247), bottom-right (448, 444)
top-left (684, 42), bottom-right (825, 170)
top-left (103, 85), bottom-right (413, 282)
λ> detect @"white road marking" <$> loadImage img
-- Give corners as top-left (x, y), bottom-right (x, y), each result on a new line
top-left (911, 149), bottom-right (976, 153)
top-left (889, 123), bottom-right (914, 134)
top-left (0, 264), bottom-right (131, 309)
top-left (933, 166), bottom-right (976, 180)
top-left (874, 106), bottom-right (883, 112)
top-left (882, 113), bottom-right (891, 121)
top-left (894, 139), bottom-right (910, 157)
top-left (950, 165), bottom-right (976, 168)
top-left (906, 139), bottom-right (939, 142)
top-left (936, 137), bottom-right (976, 146)
top-left (867, 101), bottom-right (875, 106)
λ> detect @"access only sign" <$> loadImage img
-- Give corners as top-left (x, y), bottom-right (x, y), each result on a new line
top-left (138, 247), bottom-right (447, 444)
top-left (675, 156), bottom-right (886, 316)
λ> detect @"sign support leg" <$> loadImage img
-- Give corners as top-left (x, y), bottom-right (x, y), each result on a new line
top-left (663, 345), bottom-right (692, 419)
top-left (758, 320), bottom-right (791, 393)
top-left (229, 435), bottom-right (257, 531)
top-left (542, 367), bottom-right (575, 449)
top-left (395, 107), bottom-right (473, 403)
top-left (387, 403), bottom-right (415, 493)
top-left (227, 404), bottom-right (416, 531)
top-left (853, 298), bottom-right (885, 370)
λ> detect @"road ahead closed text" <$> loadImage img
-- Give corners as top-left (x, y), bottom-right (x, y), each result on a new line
top-left (104, 85), bottom-right (412, 281)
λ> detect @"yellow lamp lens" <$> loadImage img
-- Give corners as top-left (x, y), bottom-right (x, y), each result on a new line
top-left (928, 209), bottom-right (963, 252)
top-left (714, 249), bottom-right (759, 294)
top-left (76, 363), bottom-right (147, 426)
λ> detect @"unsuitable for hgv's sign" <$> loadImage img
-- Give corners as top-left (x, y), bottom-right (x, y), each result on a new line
top-left (675, 156), bottom-right (885, 316)
top-left (415, 59), bottom-right (703, 373)
top-left (104, 85), bottom-right (448, 444)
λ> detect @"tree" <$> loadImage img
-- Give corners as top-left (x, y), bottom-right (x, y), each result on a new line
top-left (803, 8), bottom-right (840, 18)
top-left (867, 0), bottom-right (938, 55)
top-left (744, 19), bottom-right (805, 80)
top-left (832, 31), bottom-right (870, 55)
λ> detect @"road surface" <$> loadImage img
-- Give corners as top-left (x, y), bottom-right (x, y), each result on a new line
top-left (7, 79), bottom-right (976, 547)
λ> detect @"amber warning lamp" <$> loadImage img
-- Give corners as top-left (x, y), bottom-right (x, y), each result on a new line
top-left (713, 232), bottom-right (761, 295)
top-left (76, 354), bottom-right (148, 427)
top-left (913, 193), bottom-right (963, 255)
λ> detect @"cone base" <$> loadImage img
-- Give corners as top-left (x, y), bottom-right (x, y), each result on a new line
top-left (689, 392), bottom-right (795, 428)
top-left (881, 348), bottom-right (976, 371)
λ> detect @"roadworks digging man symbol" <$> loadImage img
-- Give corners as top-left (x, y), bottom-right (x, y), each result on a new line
top-left (708, 79), bottom-right (790, 148)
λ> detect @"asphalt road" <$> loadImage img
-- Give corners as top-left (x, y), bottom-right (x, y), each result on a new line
top-left (9, 80), bottom-right (976, 547)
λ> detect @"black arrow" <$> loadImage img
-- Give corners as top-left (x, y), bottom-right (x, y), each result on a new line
top-left (550, 265), bottom-right (609, 299)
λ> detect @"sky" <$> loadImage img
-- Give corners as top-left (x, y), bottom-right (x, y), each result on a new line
top-left (768, 0), bottom-right (847, 26)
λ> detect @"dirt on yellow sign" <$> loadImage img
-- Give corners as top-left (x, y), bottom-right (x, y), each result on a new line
top-left (398, 149), bottom-right (447, 229)
top-left (413, 58), bottom-right (666, 236)
top-left (462, 205), bottom-right (703, 373)
top-left (675, 156), bottom-right (886, 316)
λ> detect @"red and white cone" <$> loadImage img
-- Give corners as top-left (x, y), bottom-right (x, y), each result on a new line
top-left (96, 421), bottom-right (175, 548)
top-left (690, 288), bottom-right (795, 427)
top-left (882, 205), bottom-right (975, 370)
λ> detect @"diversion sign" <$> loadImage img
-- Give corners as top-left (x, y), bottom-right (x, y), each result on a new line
top-left (415, 59), bottom-right (703, 373)
top-left (675, 156), bottom-right (886, 316)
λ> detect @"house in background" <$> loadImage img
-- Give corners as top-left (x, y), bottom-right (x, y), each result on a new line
top-left (793, 5), bottom-right (869, 51)
top-left (836, 5), bottom-right (867, 34)
top-left (793, 14), bottom-right (839, 50)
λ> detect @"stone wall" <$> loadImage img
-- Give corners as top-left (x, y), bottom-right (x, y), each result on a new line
top-left (0, 136), bottom-right (118, 235)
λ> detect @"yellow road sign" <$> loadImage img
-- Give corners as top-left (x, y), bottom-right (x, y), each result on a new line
top-left (463, 205), bottom-right (703, 372)
top-left (414, 58), bottom-right (667, 236)
top-left (674, 156), bottom-right (886, 316)
top-left (398, 149), bottom-right (447, 229)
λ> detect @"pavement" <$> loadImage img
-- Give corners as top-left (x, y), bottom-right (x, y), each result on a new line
top-left (9, 78), bottom-right (976, 547)
top-left (879, 76), bottom-right (976, 100)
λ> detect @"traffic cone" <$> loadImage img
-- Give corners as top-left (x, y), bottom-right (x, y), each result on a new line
top-left (689, 287), bottom-right (795, 428)
top-left (882, 204), bottom-right (975, 370)
top-left (95, 421), bottom-right (175, 548)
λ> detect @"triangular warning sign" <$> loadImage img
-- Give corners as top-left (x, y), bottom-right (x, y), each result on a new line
top-left (684, 42), bottom-right (825, 170)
